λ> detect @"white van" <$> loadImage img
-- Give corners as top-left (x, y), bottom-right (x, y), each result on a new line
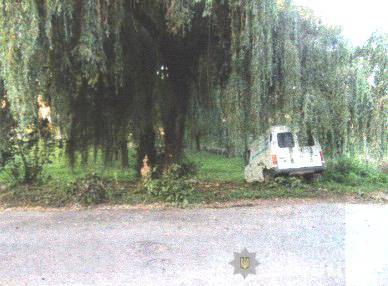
top-left (244, 126), bottom-right (325, 182)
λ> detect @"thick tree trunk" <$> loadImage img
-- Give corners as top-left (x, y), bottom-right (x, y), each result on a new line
top-left (164, 109), bottom-right (185, 165)
top-left (120, 140), bottom-right (129, 169)
top-left (70, 0), bottom-right (84, 50)
top-left (242, 10), bottom-right (253, 165)
top-left (162, 67), bottom-right (189, 166)
top-left (136, 129), bottom-right (156, 176)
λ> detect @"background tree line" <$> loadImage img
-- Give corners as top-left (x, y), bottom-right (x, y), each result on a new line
top-left (0, 0), bottom-right (386, 176)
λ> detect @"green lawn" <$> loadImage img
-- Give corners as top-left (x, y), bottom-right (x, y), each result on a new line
top-left (0, 149), bottom-right (245, 185)
top-left (187, 151), bottom-right (245, 182)
top-left (42, 155), bottom-right (137, 185)
top-left (0, 148), bottom-right (138, 186)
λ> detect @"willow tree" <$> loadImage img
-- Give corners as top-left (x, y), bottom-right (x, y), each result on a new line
top-left (351, 33), bottom-right (388, 159)
top-left (0, 0), bottom-right (233, 172)
top-left (185, 0), bottom-right (386, 160)
top-left (1, 0), bottom-right (385, 175)
top-left (0, 78), bottom-right (15, 167)
top-left (132, 0), bottom-right (232, 164)
top-left (0, 1), bottom-right (150, 170)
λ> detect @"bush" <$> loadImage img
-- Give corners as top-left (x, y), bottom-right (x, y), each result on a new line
top-left (152, 157), bottom-right (198, 178)
top-left (0, 133), bottom-right (53, 185)
top-left (179, 158), bottom-right (198, 177)
top-left (66, 174), bottom-right (109, 206)
top-left (323, 156), bottom-right (387, 185)
top-left (143, 164), bottom-right (195, 206)
top-left (267, 176), bottom-right (307, 189)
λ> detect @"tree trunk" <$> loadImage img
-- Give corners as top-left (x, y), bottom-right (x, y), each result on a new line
top-left (162, 69), bottom-right (189, 166)
top-left (242, 10), bottom-right (253, 165)
top-left (164, 109), bottom-right (185, 164)
top-left (136, 129), bottom-right (156, 176)
top-left (120, 140), bottom-right (129, 168)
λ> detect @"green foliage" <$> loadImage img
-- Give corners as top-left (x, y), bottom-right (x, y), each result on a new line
top-left (1, 150), bottom-right (386, 208)
top-left (323, 156), bottom-right (387, 186)
top-left (172, 158), bottom-right (198, 177)
top-left (188, 151), bottom-right (244, 182)
top-left (187, 1), bottom-right (387, 160)
top-left (143, 164), bottom-right (195, 206)
top-left (65, 174), bottom-right (109, 206)
top-left (267, 176), bottom-right (307, 189)
top-left (0, 132), bottom-right (52, 185)
top-left (0, 0), bottom-right (386, 176)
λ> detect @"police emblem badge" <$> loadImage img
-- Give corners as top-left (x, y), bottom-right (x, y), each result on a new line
top-left (229, 248), bottom-right (259, 279)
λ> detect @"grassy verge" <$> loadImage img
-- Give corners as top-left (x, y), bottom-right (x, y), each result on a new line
top-left (0, 151), bottom-right (387, 208)
top-left (187, 151), bottom-right (245, 182)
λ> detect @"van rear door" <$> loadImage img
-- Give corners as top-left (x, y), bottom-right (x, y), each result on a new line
top-left (298, 146), bottom-right (323, 168)
top-left (275, 132), bottom-right (299, 170)
top-left (297, 136), bottom-right (323, 168)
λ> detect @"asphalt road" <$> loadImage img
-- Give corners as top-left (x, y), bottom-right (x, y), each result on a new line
top-left (0, 201), bottom-right (387, 286)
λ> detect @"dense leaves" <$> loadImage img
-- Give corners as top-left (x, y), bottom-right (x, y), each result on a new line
top-left (0, 0), bottom-right (386, 178)
top-left (187, 1), bottom-right (387, 160)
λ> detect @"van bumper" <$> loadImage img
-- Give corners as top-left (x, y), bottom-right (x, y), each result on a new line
top-left (274, 166), bottom-right (325, 175)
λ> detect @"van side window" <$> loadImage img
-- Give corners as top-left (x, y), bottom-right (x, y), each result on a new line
top-left (277, 132), bottom-right (295, 148)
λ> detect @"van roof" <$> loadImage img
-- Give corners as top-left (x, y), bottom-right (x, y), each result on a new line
top-left (268, 125), bottom-right (291, 133)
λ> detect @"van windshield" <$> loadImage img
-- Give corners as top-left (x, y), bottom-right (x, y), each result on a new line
top-left (277, 132), bottom-right (295, 148)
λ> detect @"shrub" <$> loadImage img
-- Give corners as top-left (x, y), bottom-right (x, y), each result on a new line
top-left (179, 158), bottom-right (198, 177)
top-left (0, 131), bottom-right (53, 185)
top-left (323, 156), bottom-right (387, 185)
top-left (143, 164), bottom-right (195, 206)
top-left (267, 176), bottom-right (307, 189)
top-left (66, 174), bottom-right (109, 205)
top-left (152, 157), bottom-right (198, 178)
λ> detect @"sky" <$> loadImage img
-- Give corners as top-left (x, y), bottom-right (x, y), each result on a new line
top-left (293, 0), bottom-right (387, 46)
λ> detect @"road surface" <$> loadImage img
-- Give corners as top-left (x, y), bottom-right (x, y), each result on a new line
top-left (0, 201), bottom-right (387, 286)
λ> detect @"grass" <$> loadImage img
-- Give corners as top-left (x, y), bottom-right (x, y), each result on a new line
top-left (0, 149), bottom-right (387, 208)
top-left (41, 148), bottom-right (138, 185)
top-left (187, 151), bottom-right (245, 182)
top-left (42, 158), bottom-right (137, 185)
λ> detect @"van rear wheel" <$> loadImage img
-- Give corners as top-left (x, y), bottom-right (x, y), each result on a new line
top-left (263, 169), bottom-right (273, 183)
top-left (313, 173), bottom-right (323, 181)
top-left (303, 173), bottom-right (322, 182)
